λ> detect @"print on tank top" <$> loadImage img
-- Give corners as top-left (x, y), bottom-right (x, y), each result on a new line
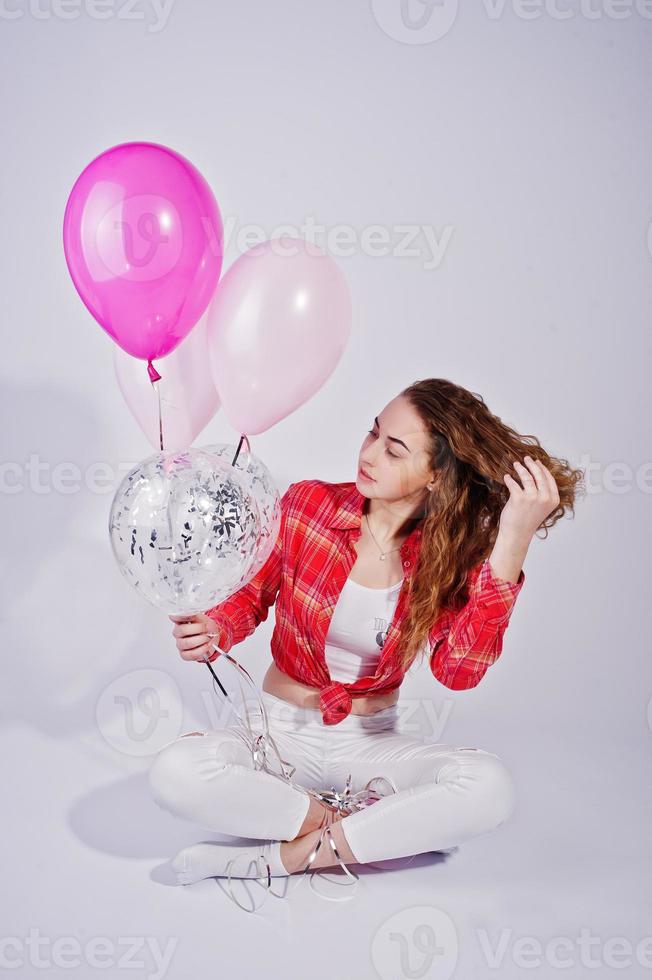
top-left (374, 614), bottom-right (391, 650)
top-left (323, 575), bottom-right (404, 684)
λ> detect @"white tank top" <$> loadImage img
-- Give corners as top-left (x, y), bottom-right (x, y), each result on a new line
top-left (324, 575), bottom-right (404, 683)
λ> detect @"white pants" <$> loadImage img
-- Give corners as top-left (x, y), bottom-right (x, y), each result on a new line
top-left (148, 690), bottom-right (517, 865)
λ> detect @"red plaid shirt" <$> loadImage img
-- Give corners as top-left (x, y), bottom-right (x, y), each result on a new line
top-left (207, 479), bottom-right (525, 725)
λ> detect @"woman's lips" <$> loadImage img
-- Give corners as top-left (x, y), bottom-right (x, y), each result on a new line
top-left (358, 466), bottom-right (375, 482)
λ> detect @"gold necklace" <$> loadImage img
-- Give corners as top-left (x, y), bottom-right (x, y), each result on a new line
top-left (364, 513), bottom-right (403, 562)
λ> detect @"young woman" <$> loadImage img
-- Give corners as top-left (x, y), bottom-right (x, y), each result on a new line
top-left (149, 378), bottom-right (583, 896)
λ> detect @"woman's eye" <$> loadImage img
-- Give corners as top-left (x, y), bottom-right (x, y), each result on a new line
top-left (367, 429), bottom-right (398, 459)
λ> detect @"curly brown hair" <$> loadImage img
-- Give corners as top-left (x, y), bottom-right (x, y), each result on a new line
top-left (394, 378), bottom-right (586, 671)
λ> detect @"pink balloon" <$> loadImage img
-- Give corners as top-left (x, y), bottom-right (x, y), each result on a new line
top-left (63, 141), bottom-right (223, 363)
top-left (113, 312), bottom-right (221, 451)
top-left (207, 237), bottom-right (351, 435)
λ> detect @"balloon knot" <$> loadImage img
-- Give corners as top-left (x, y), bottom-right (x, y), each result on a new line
top-left (147, 360), bottom-right (162, 384)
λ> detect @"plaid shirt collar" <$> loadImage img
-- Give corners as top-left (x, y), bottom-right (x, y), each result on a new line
top-left (327, 481), bottom-right (424, 569)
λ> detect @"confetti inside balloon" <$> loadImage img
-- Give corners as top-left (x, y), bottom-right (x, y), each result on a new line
top-left (203, 442), bottom-right (282, 580)
top-left (108, 447), bottom-right (273, 615)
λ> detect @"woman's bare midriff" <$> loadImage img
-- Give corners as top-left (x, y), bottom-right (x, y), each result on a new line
top-left (261, 513), bottom-right (407, 717)
top-left (262, 661), bottom-right (400, 716)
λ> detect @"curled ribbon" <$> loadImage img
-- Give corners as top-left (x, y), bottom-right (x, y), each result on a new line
top-left (203, 634), bottom-right (411, 913)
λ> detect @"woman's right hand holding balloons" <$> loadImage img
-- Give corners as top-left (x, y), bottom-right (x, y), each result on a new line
top-left (169, 613), bottom-right (224, 663)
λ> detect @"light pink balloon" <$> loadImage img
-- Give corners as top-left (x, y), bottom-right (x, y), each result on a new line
top-left (206, 237), bottom-right (351, 435)
top-left (113, 314), bottom-right (221, 451)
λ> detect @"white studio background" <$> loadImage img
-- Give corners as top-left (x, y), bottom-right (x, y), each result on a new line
top-left (1, 3), bottom-right (651, 979)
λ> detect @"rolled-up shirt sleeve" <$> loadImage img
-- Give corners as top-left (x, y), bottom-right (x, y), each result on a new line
top-left (429, 557), bottom-right (525, 690)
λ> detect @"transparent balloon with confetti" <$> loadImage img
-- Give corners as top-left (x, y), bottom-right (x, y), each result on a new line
top-left (108, 446), bottom-right (276, 615)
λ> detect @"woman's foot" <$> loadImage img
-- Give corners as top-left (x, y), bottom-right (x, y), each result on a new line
top-left (293, 795), bottom-right (345, 839)
top-left (280, 810), bottom-right (358, 874)
top-left (171, 839), bottom-right (290, 885)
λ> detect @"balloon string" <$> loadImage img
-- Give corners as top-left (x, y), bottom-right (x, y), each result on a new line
top-left (147, 359), bottom-right (164, 451)
top-left (156, 383), bottom-right (163, 451)
top-left (232, 436), bottom-right (245, 467)
top-left (201, 646), bottom-right (229, 699)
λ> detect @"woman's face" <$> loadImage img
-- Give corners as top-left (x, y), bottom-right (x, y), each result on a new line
top-left (357, 395), bottom-right (435, 503)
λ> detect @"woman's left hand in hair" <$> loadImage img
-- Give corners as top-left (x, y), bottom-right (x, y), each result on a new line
top-left (500, 455), bottom-right (561, 541)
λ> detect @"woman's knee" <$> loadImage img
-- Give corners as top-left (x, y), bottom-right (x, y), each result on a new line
top-left (472, 752), bottom-right (517, 829)
top-left (148, 739), bottom-right (192, 810)
top-left (147, 732), bottom-right (235, 811)
top-left (434, 749), bottom-right (516, 829)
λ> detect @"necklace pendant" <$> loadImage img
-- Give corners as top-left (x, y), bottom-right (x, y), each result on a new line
top-left (379, 553), bottom-right (386, 561)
